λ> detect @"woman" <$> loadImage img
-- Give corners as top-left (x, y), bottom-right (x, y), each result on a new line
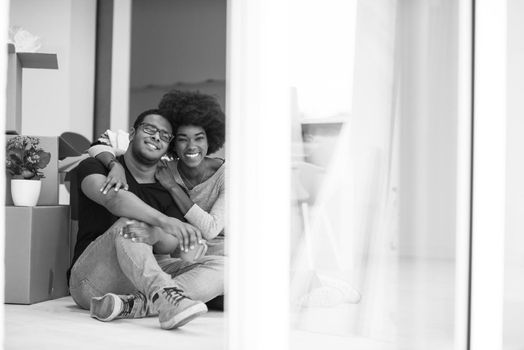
top-left (155, 90), bottom-right (226, 255)
top-left (89, 90), bottom-right (225, 256)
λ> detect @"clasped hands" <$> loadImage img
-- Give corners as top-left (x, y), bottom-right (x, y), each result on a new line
top-left (120, 219), bottom-right (207, 262)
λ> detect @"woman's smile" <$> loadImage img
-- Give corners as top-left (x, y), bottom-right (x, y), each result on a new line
top-left (185, 151), bottom-right (200, 158)
top-left (175, 125), bottom-right (209, 167)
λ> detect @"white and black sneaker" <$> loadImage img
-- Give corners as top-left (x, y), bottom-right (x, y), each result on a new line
top-left (90, 292), bottom-right (145, 322)
top-left (152, 287), bottom-right (207, 330)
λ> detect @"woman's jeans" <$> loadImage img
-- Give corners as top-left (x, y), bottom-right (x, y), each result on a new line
top-left (69, 218), bottom-right (224, 317)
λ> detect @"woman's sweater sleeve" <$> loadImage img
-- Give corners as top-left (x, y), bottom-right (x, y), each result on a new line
top-left (183, 177), bottom-right (225, 240)
top-left (88, 144), bottom-right (115, 158)
top-left (87, 129), bottom-right (129, 158)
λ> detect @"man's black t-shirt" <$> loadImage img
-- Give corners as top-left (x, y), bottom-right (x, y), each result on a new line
top-left (70, 156), bottom-right (185, 269)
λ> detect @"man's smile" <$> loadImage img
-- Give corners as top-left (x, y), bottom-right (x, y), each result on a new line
top-left (145, 141), bottom-right (160, 151)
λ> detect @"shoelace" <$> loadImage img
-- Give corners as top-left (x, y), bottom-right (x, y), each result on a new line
top-left (162, 287), bottom-right (187, 306)
top-left (120, 293), bottom-right (142, 317)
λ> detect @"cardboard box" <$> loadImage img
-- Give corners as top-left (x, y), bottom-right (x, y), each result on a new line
top-left (5, 206), bottom-right (70, 304)
top-left (5, 136), bottom-right (59, 206)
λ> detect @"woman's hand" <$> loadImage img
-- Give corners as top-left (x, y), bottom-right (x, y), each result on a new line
top-left (100, 161), bottom-right (129, 194)
top-left (160, 217), bottom-right (203, 253)
top-left (121, 220), bottom-right (160, 246)
top-left (180, 240), bottom-right (208, 262)
top-left (155, 160), bottom-right (178, 190)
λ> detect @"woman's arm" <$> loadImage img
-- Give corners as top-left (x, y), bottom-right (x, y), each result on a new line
top-left (156, 161), bottom-right (225, 240)
top-left (184, 189), bottom-right (224, 240)
top-left (88, 142), bottom-right (129, 193)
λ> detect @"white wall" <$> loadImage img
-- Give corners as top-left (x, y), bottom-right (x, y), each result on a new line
top-left (128, 0), bottom-right (226, 123)
top-left (9, 0), bottom-right (96, 140)
top-left (130, 0), bottom-right (226, 87)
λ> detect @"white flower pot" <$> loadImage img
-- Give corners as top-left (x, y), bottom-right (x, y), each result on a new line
top-left (11, 179), bottom-right (42, 206)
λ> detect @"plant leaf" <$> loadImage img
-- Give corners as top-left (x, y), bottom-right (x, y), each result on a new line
top-left (21, 170), bottom-right (35, 179)
top-left (8, 152), bottom-right (22, 163)
top-left (8, 154), bottom-right (22, 165)
top-left (36, 151), bottom-right (51, 169)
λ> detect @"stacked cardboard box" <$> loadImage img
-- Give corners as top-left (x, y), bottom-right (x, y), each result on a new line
top-left (4, 135), bottom-right (71, 304)
top-left (4, 44), bottom-right (70, 304)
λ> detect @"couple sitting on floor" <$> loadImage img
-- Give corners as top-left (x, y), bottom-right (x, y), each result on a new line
top-left (68, 90), bottom-right (226, 330)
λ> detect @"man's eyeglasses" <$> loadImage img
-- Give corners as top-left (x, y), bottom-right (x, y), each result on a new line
top-left (138, 123), bottom-right (174, 143)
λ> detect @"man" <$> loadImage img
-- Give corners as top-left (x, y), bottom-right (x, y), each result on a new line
top-left (69, 109), bottom-right (224, 330)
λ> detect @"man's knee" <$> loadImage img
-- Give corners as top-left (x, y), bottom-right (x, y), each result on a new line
top-left (114, 232), bottom-right (153, 254)
top-left (200, 255), bottom-right (226, 271)
top-left (200, 255), bottom-right (225, 295)
top-left (69, 279), bottom-right (100, 310)
top-left (108, 217), bottom-right (129, 235)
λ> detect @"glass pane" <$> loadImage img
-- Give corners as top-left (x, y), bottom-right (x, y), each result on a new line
top-left (289, 1), bottom-right (469, 349)
top-left (505, 0), bottom-right (524, 348)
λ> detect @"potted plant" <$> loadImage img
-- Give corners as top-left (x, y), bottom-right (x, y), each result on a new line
top-left (6, 136), bottom-right (51, 206)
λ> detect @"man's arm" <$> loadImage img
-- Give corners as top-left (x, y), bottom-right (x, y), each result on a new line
top-left (121, 221), bottom-right (180, 254)
top-left (152, 227), bottom-right (180, 254)
top-left (123, 221), bottom-right (206, 260)
top-left (81, 173), bottom-right (201, 251)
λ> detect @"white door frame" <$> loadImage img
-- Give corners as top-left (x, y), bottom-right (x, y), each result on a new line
top-left (455, 1), bottom-right (473, 349)
top-left (110, 0), bottom-right (132, 132)
top-left (470, 1), bottom-right (507, 350)
top-left (225, 1), bottom-right (291, 349)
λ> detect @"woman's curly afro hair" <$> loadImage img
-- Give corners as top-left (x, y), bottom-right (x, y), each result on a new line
top-left (158, 90), bottom-right (226, 157)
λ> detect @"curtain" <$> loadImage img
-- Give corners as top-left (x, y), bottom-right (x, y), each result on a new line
top-left (290, 0), bottom-right (399, 342)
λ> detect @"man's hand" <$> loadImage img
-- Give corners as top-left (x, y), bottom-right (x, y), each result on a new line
top-left (121, 220), bottom-right (160, 246)
top-left (100, 161), bottom-right (129, 194)
top-left (160, 217), bottom-right (203, 253)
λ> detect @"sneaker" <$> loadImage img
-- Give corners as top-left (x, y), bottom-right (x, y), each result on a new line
top-left (152, 287), bottom-right (207, 330)
top-left (90, 292), bottom-right (144, 322)
top-left (296, 278), bottom-right (361, 308)
top-left (318, 275), bottom-right (361, 304)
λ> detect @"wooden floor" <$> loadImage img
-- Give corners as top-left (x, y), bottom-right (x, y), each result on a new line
top-left (4, 259), bottom-right (524, 350)
top-left (4, 296), bottom-right (225, 350)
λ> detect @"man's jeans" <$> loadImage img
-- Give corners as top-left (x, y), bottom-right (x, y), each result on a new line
top-left (206, 235), bottom-right (225, 256)
top-left (69, 218), bottom-right (224, 317)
